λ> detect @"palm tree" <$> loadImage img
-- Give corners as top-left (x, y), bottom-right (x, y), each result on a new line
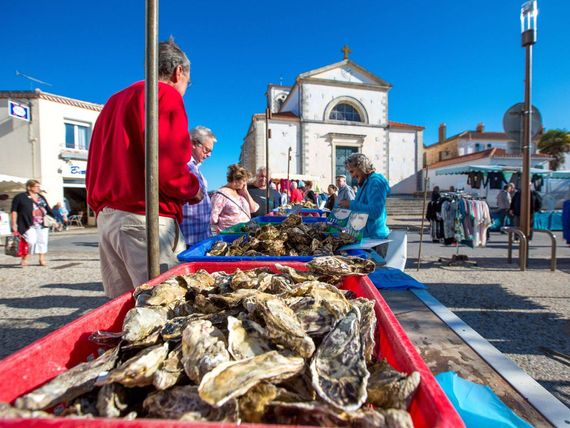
top-left (538, 129), bottom-right (570, 170)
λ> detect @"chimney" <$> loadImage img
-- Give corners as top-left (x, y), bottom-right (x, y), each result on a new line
top-left (438, 123), bottom-right (446, 144)
top-left (476, 122), bottom-right (485, 133)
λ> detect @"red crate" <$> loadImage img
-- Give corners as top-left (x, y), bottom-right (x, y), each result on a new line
top-left (0, 262), bottom-right (463, 428)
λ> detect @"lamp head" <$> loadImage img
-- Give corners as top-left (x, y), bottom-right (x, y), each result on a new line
top-left (520, 0), bottom-right (538, 45)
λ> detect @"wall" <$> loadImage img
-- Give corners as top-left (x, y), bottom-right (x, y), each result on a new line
top-left (457, 138), bottom-right (510, 156)
top-left (388, 129), bottom-right (420, 193)
top-left (253, 119), bottom-right (300, 177)
top-left (424, 139), bottom-right (459, 165)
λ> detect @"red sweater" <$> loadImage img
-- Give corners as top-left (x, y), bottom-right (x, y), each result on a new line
top-left (86, 81), bottom-right (199, 223)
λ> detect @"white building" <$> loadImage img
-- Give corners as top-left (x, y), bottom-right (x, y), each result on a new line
top-left (0, 90), bottom-right (102, 224)
top-left (240, 58), bottom-right (424, 194)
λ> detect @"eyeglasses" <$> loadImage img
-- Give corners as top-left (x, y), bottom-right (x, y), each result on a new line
top-left (195, 141), bottom-right (212, 154)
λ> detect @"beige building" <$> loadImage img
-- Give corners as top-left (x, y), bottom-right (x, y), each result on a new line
top-left (0, 90), bottom-right (102, 225)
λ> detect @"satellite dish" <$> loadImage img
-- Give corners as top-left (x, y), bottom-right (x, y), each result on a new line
top-left (503, 103), bottom-right (543, 142)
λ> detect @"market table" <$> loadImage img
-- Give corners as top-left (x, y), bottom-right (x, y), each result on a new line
top-left (381, 289), bottom-right (562, 427)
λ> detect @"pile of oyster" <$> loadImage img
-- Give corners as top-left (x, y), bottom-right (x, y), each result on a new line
top-left (211, 214), bottom-right (355, 257)
top-left (4, 257), bottom-right (420, 427)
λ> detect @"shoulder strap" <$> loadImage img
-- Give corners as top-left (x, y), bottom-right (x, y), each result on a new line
top-left (215, 191), bottom-right (251, 219)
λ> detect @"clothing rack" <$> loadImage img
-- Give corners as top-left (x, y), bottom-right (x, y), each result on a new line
top-left (427, 192), bottom-right (492, 267)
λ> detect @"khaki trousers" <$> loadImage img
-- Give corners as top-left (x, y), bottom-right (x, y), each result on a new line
top-left (97, 208), bottom-right (186, 299)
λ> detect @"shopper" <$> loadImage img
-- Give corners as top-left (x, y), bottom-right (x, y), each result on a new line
top-left (335, 174), bottom-right (355, 207)
top-left (496, 183), bottom-right (514, 229)
top-left (10, 179), bottom-right (54, 266)
top-left (248, 167), bottom-right (280, 217)
top-left (289, 181), bottom-right (304, 204)
top-left (52, 202), bottom-right (68, 231)
top-left (324, 184), bottom-right (338, 210)
top-left (181, 126), bottom-right (217, 247)
top-left (304, 181), bottom-right (318, 206)
top-left (339, 153), bottom-right (391, 239)
top-left (86, 38), bottom-right (203, 298)
top-left (509, 187), bottom-right (542, 240)
top-left (210, 164), bottom-right (259, 233)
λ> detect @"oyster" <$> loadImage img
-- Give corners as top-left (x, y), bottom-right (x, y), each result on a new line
top-left (88, 330), bottom-right (123, 347)
top-left (122, 307), bottom-right (167, 343)
top-left (352, 297), bottom-right (377, 363)
top-left (307, 255), bottom-right (375, 277)
top-left (207, 240), bottom-right (228, 256)
top-left (120, 329), bottom-right (162, 351)
top-left (230, 268), bottom-right (271, 290)
top-left (181, 320), bottom-right (230, 383)
top-left (246, 292), bottom-right (315, 358)
top-left (208, 288), bottom-right (258, 308)
top-left (238, 382), bottom-right (278, 423)
top-left (367, 360), bottom-right (421, 410)
top-left (264, 401), bottom-right (386, 427)
top-left (145, 278), bottom-right (187, 306)
top-left (274, 263), bottom-right (318, 283)
top-left (96, 383), bottom-right (129, 418)
top-left (310, 307), bottom-right (369, 412)
top-left (0, 402), bottom-right (53, 419)
top-left (153, 344), bottom-right (185, 390)
top-left (15, 346), bottom-right (119, 410)
top-left (192, 294), bottom-right (222, 314)
top-left (198, 351), bottom-right (304, 407)
top-left (284, 281), bottom-right (351, 337)
top-left (180, 270), bottom-right (216, 293)
top-left (380, 408), bottom-right (414, 428)
top-left (98, 343), bottom-right (168, 388)
top-left (143, 385), bottom-right (238, 422)
top-left (227, 316), bottom-right (273, 360)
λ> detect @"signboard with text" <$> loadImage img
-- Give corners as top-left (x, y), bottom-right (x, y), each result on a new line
top-left (8, 100), bottom-right (30, 121)
top-left (62, 161), bottom-right (87, 178)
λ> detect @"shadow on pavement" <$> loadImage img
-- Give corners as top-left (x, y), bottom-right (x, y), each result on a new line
top-left (73, 242), bottom-right (99, 248)
top-left (41, 282), bottom-right (103, 292)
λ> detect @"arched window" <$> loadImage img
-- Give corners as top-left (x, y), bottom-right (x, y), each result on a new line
top-left (329, 103), bottom-right (362, 122)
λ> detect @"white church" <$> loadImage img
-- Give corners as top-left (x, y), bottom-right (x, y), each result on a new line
top-left (239, 49), bottom-right (425, 194)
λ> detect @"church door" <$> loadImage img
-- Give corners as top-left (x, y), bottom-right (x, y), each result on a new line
top-left (335, 146), bottom-right (359, 186)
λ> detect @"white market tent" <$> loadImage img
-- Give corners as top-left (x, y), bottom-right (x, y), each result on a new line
top-left (0, 174), bottom-right (28, 193)
top-left (435, 165), bottom-right (552, 176)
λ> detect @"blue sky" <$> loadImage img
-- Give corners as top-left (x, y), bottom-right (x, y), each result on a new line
top-left (2, 0), bottom-right (569, 189)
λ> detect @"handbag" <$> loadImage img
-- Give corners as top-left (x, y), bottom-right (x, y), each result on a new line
top-left (43, 215), bottom-right (58, 228)
top-left (17, 237), bottom-right (29, 257)
top-left (5, 235), bottom-right (20, 257)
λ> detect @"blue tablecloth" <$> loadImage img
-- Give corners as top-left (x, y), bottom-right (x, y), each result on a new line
top-left (368, 268), bottom-right (427, 290)
top-left (489, 210), bottom-right (562, 231)
top-left (562, 200), bottom-right (570, 243)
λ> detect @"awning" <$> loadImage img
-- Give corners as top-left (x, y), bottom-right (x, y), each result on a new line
top-left (435, 165), bottom-right (552, 176)
top-left (0, 174), bottom-right (28, 193)
top-left (548, 170), bottom-right (570, 179)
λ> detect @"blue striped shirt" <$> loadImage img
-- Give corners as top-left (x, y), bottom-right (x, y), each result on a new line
top-left (181, 159), bottom-right (212, 246)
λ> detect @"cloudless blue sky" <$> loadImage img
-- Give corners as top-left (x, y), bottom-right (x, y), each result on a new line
top-left (2, 0), bottom-right (569, 189)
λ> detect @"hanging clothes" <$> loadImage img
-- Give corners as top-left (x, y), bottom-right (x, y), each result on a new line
top-left (467, 172), bottom-right (484, 189)
top-left (531, 174), bottom-right (544, 192)
top-left (509, 173), bottom-right (521, 190)
top-left (486, 171), bottom-right (507, 190)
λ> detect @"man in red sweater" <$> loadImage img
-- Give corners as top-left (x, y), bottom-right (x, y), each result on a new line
top-left (87, 38), bottom-right (203, 298)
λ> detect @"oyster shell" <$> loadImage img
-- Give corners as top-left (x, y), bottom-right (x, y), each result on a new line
top-left (227, 316), bottom-right (273, 360)
top-left (153, 344), bottom-right (185, 390)
top-left (96, 383), bottom-right (129, 418)
top-left (207, 240), bottom-right (228, 256)
top-left (0, 402), bottom-right (53, 419)
top-left (198, 351), bottom-right (304, 407)
top-left (122, 307), bottom-right (167, 343)
top-left (208, 288), bottom-right (258, 308)
top-left (274, 263), bottom-right (318, 283)
top-left (180, 270), bottom-right (216, 293)
top-left (367, 360), bottom-right (421, 410)
top-left (98, 343), bottom-right (169, 388)
top-left (246, 292), bottom-right (315, 358)
top-left (181, 320), bottom-right (230, 383)
top-left (145, 278), bottom-right (187, 306)
top-left (15, 346), bottom-right (119, 410)
top-left (238, 381), bottom-right (278, 423)
top-left (352, 297), bottom-right (377, 363)
top-left (310, 307), bottom-right (369, 412)
top-left (143, 385), bottom-right (238, 422)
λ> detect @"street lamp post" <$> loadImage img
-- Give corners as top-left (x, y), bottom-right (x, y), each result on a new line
top-left (519, 0), bottom-right (538, 253)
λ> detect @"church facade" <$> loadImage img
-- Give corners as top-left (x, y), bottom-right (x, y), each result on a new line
top-left (240, 58), bottom-right (424, 193)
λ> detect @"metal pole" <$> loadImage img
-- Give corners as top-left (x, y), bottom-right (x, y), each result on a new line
top-left (265, 107), bottom-right (271, 213)
top-left (145, 0), bottom-right (160, 280)
top-left (417, 166), bottom-right (429, 271)
top-left (521, 28), bottom-right (535, 263)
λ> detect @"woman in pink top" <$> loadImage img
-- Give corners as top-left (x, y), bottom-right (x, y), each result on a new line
top-left (211, 164), bottom-right (259, 233)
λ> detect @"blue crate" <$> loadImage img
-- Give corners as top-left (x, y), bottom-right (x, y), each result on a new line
top-left (177, 233), bottom-right (364, 263)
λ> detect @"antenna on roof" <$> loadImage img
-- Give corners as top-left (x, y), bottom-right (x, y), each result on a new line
top-left (15, 71), bottom-right (53, 90)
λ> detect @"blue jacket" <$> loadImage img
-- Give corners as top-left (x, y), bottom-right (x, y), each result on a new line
top-left (349, 172), bottom-right (390, 239)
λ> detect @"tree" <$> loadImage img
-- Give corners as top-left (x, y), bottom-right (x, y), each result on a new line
top-left (538, 129), bottom-right (570, 170)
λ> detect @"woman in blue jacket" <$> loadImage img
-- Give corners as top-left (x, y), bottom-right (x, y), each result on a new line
top-left (338, 153), bottom-right (390, 239)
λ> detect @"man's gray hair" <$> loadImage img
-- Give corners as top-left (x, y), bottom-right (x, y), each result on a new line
top-left (256, 166), bottom-right (269, 176)
top-left (159, 37), bottom-right (190, 80)
top-left (191, 126), bottom-right (217, 145)
top-left (345, 153), bottom-right (376, 175)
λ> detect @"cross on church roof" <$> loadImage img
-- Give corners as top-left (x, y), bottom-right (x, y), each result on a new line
top-left (341, 44), bottom-right (352, 60)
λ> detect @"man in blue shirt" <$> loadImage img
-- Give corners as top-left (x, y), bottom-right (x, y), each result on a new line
top-left (181, 126), bottom-right (217, 247)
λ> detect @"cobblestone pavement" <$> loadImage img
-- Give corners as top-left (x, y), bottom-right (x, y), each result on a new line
top-left (0, 227), bottom-right (568, 409)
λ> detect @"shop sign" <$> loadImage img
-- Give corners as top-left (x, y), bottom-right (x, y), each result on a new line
top-left (63, 161), bottom-right (87, 178)
top-left (8, 100), bottom-right (30, 121)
